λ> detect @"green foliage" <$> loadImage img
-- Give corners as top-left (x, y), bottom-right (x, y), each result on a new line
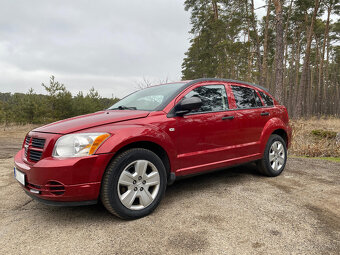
top-left (0, 76), bottom-right (119, 125)
top-left (182, 0), bottom-right (251, 81)
top-left (311, 129), bottom-right (337, 139)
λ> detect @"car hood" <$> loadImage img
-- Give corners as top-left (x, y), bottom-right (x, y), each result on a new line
top-left (32, 110), bottom-right (150, 134)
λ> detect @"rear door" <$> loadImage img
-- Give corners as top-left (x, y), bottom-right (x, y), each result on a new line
top-left (228, 84), bottom-right (269, 156)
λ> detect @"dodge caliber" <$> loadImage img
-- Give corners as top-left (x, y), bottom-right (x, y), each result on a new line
top-left (14, 78), bottom-right (292, 219)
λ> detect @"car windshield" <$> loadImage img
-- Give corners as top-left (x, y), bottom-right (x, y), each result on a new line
top-left (108, 82), bottom-right (186, 111)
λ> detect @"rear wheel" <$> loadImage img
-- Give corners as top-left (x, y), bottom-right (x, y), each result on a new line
top-left (101, 148), bottom-right (167, 219)
top-left (257, 134), bottom-right (287, 177)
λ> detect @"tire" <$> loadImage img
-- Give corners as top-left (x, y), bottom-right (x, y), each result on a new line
top-left (100, 148), bottom-right (167, 220)
top-left (256, 134), bottom-right (287, 177)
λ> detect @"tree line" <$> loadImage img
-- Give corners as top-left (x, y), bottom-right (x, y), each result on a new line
top-left (0, 76), bottom-right (119, 125)
top-left (182, 0), bottom-right (340, 118)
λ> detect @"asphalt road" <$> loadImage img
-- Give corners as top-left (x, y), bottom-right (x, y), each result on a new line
top-left (0, 141), bottom-right (339, 254)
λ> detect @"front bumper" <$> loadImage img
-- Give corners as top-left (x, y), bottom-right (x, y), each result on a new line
top-left (14, 149), bottom-right (113, 202)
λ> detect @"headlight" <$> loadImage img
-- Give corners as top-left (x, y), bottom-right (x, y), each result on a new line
top-left (53, 133), bottom-right (110, 158)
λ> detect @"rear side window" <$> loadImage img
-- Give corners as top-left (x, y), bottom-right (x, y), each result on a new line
top-left (259, 91), bottom-right (274, 106)
top-left (231, 86), bottom-right (262, 109)
top-left (184, 84), bottom-right (228, 113)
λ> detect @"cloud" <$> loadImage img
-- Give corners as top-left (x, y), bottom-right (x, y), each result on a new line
top-left (0, 0), bottom-right (191, 97)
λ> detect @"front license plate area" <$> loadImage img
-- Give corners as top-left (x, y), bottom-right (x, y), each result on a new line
top-left (14, 167), bottom-right (25, 186)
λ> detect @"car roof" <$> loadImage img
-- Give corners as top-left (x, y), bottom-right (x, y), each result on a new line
top-left (182, 78), bottom-right (269, 93)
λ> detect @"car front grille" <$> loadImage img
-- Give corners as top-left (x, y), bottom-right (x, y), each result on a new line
top-left (29, 150), bottom-right (43, 162)
top-left (24, 136), bottom-right (46, 162)
top-left (31, 138), bottom-right (45, 148)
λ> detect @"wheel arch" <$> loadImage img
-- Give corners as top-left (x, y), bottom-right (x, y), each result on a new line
top-left (112, 141), bottom-right (171, 177)
top-left (259, 118), bottom-right (289, 155)
top-left (271, 129), bottom-right (288, 145)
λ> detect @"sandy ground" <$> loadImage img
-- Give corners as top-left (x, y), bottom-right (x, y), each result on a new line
top-left (0, 136), bottom-right (339, 254)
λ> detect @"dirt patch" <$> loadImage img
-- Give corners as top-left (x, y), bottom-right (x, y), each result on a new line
top-left (305, 204), bottom-right (340, 236)
top-left (167, 230), bottom-right (209, 253)
top-left (0, 137), bottom-right (23, 159)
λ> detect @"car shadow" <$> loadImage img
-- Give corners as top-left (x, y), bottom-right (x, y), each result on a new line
top-left (34, 162), bottom-right (262, 222)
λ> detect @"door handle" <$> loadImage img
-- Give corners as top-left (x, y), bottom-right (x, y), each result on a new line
top-left (261, 112), bottom-right (270, 116)
top-left (222, 116), bottom-right (234, 120)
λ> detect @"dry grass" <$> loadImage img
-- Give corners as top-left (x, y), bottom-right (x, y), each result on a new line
top-left (290, 117), bottom-right (340, 157)
top-left (0, 124), bottom-right (38, 139)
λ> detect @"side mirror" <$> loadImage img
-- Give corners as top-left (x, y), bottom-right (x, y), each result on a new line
top-left (175, 97), bottom-right (202, 115)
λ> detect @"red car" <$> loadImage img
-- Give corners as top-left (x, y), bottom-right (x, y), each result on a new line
top-left (14, 78), bottom-right (291, 219)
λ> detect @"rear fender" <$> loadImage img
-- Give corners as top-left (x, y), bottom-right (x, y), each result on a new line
top-left (259, 118), bottom-right (288, 156)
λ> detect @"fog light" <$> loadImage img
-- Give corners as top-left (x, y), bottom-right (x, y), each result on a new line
top-left (30, 189), bottom-right (40, 194)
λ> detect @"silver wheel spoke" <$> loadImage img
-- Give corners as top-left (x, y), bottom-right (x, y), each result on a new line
top-left (278, 146), bottom-right (284, 154)
top-left (277, 143), bottom-right (282, 151)
top-left (269, 152), bottom-right (275, 162)
top-left (274, 160), bottom-right (279, 170)
top-left (119, 171), bottom-right (135, 186)
top-left (135, 160), bottom-right (148, 177)
top-left (121, 190), bottom-right (137, 208)
top-left (271, 160), bottom-right (276, 170)
top-left (277, 156), bottom-right (285, 165)
top-left (139, 189), bottom-right (153, 207)
top-left (145, 172), bottom-right (160, 186)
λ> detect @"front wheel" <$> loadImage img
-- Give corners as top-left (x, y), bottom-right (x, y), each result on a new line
top-left (257, 134), bottom-right (287, 177)
top-left (100, 148), bottom-right (167, 219)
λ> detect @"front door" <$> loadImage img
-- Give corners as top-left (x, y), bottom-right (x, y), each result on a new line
top-left (173, 83), bottom-right (238, 175)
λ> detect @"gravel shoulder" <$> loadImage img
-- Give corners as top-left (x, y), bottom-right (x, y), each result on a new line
top-left (0, 138), bottom-right (339, 254)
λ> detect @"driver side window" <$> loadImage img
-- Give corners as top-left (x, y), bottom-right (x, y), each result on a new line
top-left (184, 85), bottom-right (228, 113)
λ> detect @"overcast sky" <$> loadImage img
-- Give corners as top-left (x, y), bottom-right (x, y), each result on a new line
top-left (0, 0), bottom-right (266, 98)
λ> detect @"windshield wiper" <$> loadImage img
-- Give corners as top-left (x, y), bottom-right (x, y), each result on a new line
top-left (111, 105), bottom-right (137, 110)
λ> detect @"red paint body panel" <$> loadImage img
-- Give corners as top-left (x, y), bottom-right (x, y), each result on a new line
top-left (14, 79), bottom-right (292, 203)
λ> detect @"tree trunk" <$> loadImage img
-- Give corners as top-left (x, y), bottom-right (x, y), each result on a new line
top-left (261, 0), bottom-right (272, 88)
top-left (212, 0), bottom-right (219, 20)
top-left (273, 0), bottom-right (284, 104)
top-left (325, 31), bottom-right (331, 115)
top-left (288, 30), bottom-right (297, 116)
top-left (293, 28), bottom-right (301, 116)
top-left (314, 35), bottom-right (321, 115)
top-left (318, 5), bottom-right (331, 115)
top-left (250, 0), bottom-right (262, 85)
top-left (282, 0), bottom-right (294, 106)
top-left (294, 0), bottom-right (320, 118)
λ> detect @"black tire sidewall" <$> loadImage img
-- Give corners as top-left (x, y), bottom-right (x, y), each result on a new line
top-left (103, 149), bottom-right (167, 219)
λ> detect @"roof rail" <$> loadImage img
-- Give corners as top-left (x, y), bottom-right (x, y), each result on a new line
top-left (184, 78), bottom-right (269, 92)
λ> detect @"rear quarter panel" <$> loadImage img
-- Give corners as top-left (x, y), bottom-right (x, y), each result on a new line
top-left (259, 105), bottom-right (291, 154)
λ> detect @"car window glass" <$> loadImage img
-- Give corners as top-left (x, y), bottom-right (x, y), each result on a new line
top-left (108, 82), bottom-right (185, 111)
top-left (259, 91), bottom-right (274, 106)
top-left (231, 86), bottom-right (260, 109)
top-left (184, 85), bottom-right (228, 113)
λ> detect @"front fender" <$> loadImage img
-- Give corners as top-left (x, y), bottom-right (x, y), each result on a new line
top-left (259, 117), bottom-right (289, 155)
top-left (95, 124), bottom-right (177, 165)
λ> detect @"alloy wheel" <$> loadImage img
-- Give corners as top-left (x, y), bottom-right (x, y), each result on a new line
top-left (269, 141), bottom-right (285, 171)
top-left (117, 160), bottom-right (160, 210)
